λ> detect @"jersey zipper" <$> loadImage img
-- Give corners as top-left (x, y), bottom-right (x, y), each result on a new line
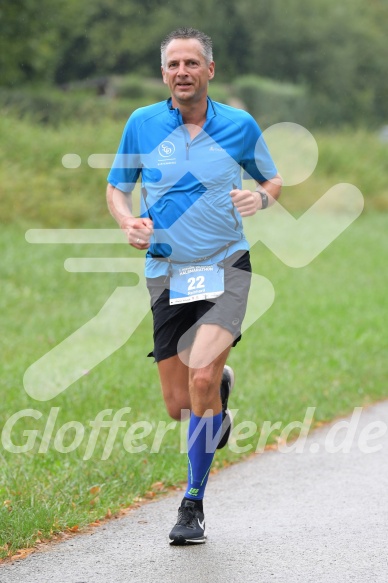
top-left (232, 184), bottom-right (244, 239)
top-left (231, 183), bottom-right (240, 231)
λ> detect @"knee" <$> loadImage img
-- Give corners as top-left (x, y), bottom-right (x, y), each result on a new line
top-left (164, 399), bottom-right (190, 421)
top-left (190, 369), bottom-right (214, 398)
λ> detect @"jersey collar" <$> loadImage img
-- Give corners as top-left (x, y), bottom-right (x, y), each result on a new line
top-left (166, 97), bottom-right (217, 126)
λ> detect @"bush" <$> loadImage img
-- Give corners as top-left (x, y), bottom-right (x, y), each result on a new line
top-left (207, 82), bottom-right (231, 105)
top-left (0, 87), bottom-right (142, 126)
top-left (233, 75), bottom-right (310, 127)
top-left (111, 75), bottom-right (169, 102)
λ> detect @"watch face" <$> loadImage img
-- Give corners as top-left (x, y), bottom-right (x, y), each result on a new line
top-left (258, 191), bottom-right (268, 208)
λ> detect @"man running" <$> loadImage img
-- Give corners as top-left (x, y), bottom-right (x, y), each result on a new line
top-left (106, 27), bottom-right (282, 544)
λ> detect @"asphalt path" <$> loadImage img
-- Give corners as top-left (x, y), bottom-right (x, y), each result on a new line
top-left (1, 402), bottom-right (388, 583)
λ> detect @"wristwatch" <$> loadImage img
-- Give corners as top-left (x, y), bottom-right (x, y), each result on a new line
top-left (255, 187), bottom-right (269, 210)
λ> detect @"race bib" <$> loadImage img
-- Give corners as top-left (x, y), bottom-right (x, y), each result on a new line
top-left (169, 263), bottom-right (224, 305)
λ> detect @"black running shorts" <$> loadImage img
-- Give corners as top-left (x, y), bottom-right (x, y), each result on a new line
top-left (146, 251), bottom-right (252, 362)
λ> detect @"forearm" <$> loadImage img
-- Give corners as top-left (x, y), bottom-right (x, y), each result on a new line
top-left (230, 173), bottom-right (283, 216)
top-left (106, 183), bottom-right (153, 249)
top-left (106, 183), bottom-right (135, 229)
top-left (255, 173), bottom-right (283, 207)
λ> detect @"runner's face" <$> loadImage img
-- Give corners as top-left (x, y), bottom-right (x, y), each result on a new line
top-left (162, 39), bottom-right (215, 107)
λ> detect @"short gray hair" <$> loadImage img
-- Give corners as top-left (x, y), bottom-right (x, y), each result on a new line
top-left (161, 28), bottom-right (213, 68)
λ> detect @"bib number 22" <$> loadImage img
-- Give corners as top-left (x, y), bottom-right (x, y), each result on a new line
top-left (187, 276), bottom-right (205, 291)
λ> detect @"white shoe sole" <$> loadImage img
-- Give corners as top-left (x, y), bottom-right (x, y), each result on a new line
top-left (223, 364), bottom-right (235, 394)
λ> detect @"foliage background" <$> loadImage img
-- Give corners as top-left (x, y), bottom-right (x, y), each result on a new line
top-left (1, 0), bottom-right (388, 127)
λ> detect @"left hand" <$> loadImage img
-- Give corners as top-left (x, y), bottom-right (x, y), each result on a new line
top-left (230, 188), bottom-right (261, 217)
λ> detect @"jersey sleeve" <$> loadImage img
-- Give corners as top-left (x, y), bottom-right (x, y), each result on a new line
top-left (240, 114), bottom-right (278, 183)
top-left (107, 113), bottom-right (142, 193)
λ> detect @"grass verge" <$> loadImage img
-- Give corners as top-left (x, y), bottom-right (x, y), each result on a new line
top-left (0, 212), bottom-right (387, 559)
top-left (0, 114), bottom-right (388, 230)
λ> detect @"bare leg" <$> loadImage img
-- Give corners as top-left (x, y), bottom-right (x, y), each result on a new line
top-left (157, 347), bottom-right (191, 421)
top-left (157, 324), bottom-right (233, 420)
top-left (165, 323), bottom-right (234, 545)
top-left (188, 324), bottom-right (233, 417)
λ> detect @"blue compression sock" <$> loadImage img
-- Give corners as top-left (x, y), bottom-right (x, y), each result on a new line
top-left (184, 411), bottom-right (223, 501)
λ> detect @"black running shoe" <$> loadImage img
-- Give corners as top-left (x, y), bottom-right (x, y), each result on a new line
top-left (217, 365), bottom-right (235, 450)
top-left (169, 499), bottom-right (206, 545)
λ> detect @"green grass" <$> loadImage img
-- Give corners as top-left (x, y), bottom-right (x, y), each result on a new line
top-left (0, 212), bottom-right (387, 558)
top-left (0, 111), bottom-right (387, 557)
top-left (1, 115), bottom-right (387, 233)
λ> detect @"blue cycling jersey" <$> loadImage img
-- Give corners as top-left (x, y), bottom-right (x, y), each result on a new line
top-left (107, 97), bottom-right (277, 278)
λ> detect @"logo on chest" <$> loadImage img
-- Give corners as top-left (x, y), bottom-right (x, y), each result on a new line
top-left (158, 141), bottom-right (175, 157)
top-left (158, 141), bottom-right (176, 166)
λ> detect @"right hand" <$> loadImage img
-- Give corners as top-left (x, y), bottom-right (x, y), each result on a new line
top-left (120, 217), bottom-right (154, 249)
